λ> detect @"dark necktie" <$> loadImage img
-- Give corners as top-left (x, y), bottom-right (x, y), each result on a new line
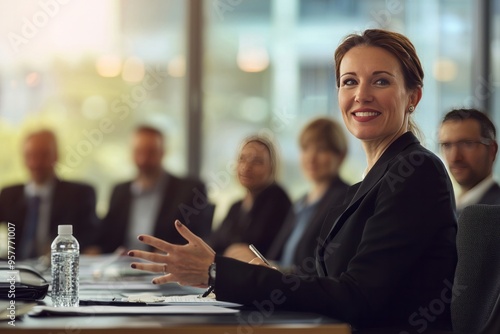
top-left (20, 195), bottom-right (41, 259)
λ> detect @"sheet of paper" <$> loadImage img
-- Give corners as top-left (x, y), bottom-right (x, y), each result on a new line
top-left (29, 305), bottom-right (239, 316)
top-left (79, 281), bottom-right (159, 291)
top-left (124, 294), bottom-right (242, 308)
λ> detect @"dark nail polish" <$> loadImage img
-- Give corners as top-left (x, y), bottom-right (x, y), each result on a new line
top-left (138, 236), bottom-right (144, 241)
top-left (131, 264), bottom-right (136, 269)
top-left (152, 280), bottom-right (157, 285)
top-left (128, 251), bottom-right (134, 257)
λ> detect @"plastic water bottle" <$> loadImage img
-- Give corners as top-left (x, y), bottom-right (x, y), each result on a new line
top-left (51, 225), bottom-right (79, 307)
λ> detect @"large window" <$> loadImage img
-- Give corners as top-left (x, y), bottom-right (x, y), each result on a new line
top-left (0, 0), bottom-right (497, 222)
top-left (201, 0), bottom-right (485, 223)
top-left (0, 0), bottom-right (187, 215)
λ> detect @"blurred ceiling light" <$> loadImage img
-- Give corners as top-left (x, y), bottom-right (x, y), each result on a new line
top-left (26, 72), bottom-right (41, 87)
top-left (433, 58), bottom-right (458, 82)
top-left (82, 95), bottom-right (108, 120)
top-left (96, 55), bottom-right (122, 77)
top-left (168, 55), bottom-right (186, 77)
top-left (237, 35), bottom-right (269, 73)
top-left (122, 57), bottom-right (145, 83)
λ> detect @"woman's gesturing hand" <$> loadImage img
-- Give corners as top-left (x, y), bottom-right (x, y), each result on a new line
top-left (128, 220), bottom-right (216, 287)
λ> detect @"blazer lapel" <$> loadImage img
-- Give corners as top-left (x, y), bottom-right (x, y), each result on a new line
top-left (14, 187), bottom-right (28, 223)
top-left (322, 132), bottom-right (419, 246)
top-left (153, 174), bottom-right (178, 234)
top-left (49, 179), bottom-right (63, 235)
top-left (317, 133), bottom-right (420, 276)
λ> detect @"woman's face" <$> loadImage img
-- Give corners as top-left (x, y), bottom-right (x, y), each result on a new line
top-left (300, 141), bottom-right (342, 184)
top-left (338, 45), bottom-right (420, 145)
top-left (237, 141), bottom-right (273, 191)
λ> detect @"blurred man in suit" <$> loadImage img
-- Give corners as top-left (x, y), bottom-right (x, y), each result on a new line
top-left (0, 130), bottom-right (99, 259)
top-left (98, 125), bottom-right (210, 253)
top-left (438, 108), bottom-right (500, 214)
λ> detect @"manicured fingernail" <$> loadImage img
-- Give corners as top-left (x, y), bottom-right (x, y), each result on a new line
top-left (128, 251), bottom-right (134, 257)
top-left (175, 220), bottom-right (182, 227)
top-left (152, 280), bottom-right (157, 285)
top-left (138, 236), bottom-right (144, 241)
top-left (131, 264), bottom-right (136, 269)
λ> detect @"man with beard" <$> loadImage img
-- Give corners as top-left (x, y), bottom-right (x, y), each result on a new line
top-left (438, 108), bottom-right (500, 215)
top-left (97, 125), bottom-right (210, 253)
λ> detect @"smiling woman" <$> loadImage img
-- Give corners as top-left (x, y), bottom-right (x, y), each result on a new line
top-left (335, 33), bottom-right (423, 176)
top-left (129, 29), bottom-right (457, 332)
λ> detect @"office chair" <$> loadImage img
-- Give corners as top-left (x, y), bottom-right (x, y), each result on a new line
top-left (451, 204), bottom-right (500, 334)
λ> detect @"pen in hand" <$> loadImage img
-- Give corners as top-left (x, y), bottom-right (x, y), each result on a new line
top-left (249, 244), bottom-right (271, 266)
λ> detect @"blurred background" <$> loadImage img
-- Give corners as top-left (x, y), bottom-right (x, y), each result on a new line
top-left (0, 0), bottom-right (499, 224)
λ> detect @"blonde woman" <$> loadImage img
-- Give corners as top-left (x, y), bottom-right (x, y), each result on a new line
top-left (207, 135), bottom-right (291, 257)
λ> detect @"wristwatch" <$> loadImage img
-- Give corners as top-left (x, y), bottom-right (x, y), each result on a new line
top-left (208, 263), bottom-right (216, 286)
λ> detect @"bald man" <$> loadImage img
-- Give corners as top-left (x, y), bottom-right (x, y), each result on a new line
top-left (0, 130), bottom-right (99, 259)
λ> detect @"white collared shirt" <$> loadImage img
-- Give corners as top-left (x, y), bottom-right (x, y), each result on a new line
top-left (24, 179), bottom-right (55, 254)
top-left (126, 172), bottom-right (168, 250)
top-left (456, 175), bottom-right (496, 211)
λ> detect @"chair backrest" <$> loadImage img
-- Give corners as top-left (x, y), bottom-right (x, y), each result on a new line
top-left (452, 204), bottom-right (500, 334)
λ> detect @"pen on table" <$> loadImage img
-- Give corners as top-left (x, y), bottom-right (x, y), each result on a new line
top-left (249, 244), bottom-right (271, 266)
top-left (79, 298), bottom-right (147, 306)
top-left (201, 285), bottom-right (214, 298)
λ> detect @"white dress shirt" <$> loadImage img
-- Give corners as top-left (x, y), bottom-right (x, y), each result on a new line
top-left (126, 173), bottom-right (168, 250)
top-left (456, 175), bottom-right (496, 212)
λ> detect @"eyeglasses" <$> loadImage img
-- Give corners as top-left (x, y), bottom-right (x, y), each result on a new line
top-left (439, 139), bottom-right (491, 154)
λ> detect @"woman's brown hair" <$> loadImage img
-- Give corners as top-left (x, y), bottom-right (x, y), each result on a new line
top-left (299, 117), bottom-right (348, 159)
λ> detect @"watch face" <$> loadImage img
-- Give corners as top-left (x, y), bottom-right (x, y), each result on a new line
top-left (208, 263), bottom-right (216, 286)
top-left (210, 263), bottom-right (216, 279)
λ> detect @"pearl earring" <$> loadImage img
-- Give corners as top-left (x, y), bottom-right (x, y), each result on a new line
top-left (408, 105), bottom-right (415, 113)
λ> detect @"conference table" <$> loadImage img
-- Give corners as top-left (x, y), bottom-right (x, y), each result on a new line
top-left (3, 309), bottom-right (351, 334)
top-left (0, 256), bottom-right (352, 334)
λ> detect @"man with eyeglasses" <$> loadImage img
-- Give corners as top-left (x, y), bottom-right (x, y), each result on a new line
top-left (438, 108), bottom-right (500, 214)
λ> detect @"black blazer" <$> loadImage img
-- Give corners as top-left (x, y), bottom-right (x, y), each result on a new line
top-left (214, 132), bottom-right (457, 331)
top-left (208, 183), bottom-right (292, 255)
top-left (98, 172), bottom-right (209, 253)
top-left (0, 179), bottom-right (99, 253)
top-left (266, 177), bottom-right (350, 273)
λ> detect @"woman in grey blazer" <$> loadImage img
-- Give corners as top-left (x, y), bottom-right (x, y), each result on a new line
top-left (128, 29), bottom-right (457, 332)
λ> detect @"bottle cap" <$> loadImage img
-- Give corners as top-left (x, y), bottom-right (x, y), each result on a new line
top-left (58, 225), bottom-right (73, 235)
